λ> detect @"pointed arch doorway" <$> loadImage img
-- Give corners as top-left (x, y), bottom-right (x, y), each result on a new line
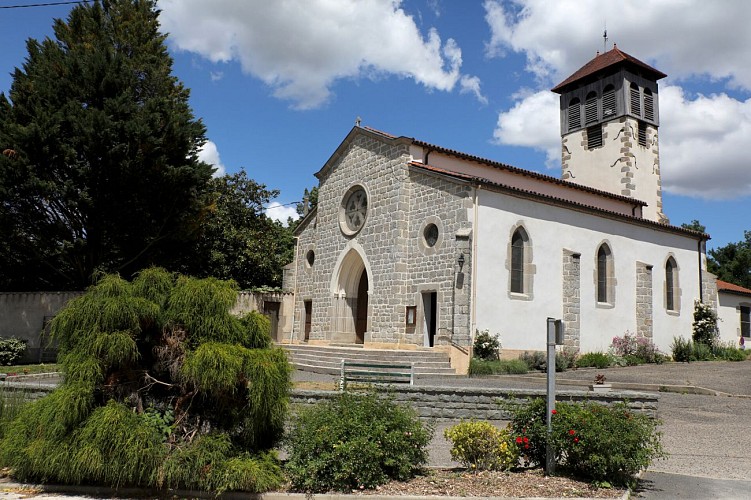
top-left (332, 245), bottom-right (372, 344)
top-left (355, 271), bottom-right (368, 344)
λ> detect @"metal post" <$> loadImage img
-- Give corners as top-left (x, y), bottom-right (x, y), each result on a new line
top-left (410, 362), bottom-right (414, 386)
top-left (546, 317), bottom-right (556, 475)
top-left (339, 359), bottom-right (345, 392)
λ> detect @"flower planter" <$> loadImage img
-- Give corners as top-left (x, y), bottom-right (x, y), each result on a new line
top-left (590, 383), bottom-right (612, 393)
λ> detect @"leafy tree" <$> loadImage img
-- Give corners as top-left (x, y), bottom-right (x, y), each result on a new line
top-left (186, 171), bottom-right (294, 289)
top-left (681, 219), bottom-right (706, 233)
top-left (0, 268), bottom-right (291, 492)
top-left (0, 0), bottom-right (213, 291)
top-left (708, 230), bottom-right (751, 289)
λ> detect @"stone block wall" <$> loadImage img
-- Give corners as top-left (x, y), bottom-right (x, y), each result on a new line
top-left (635, 262), bottom-right (654, 338)
top-left (293, 130), bottom-right (474, 348)
top-left (405, 170), bottom-right (473, 347)
top-left (291, 386), bottom-right (659, 421)
top-left (0, 291), bottom-right (82, 362)
top-left (561, 249), bottom-right (581, 349)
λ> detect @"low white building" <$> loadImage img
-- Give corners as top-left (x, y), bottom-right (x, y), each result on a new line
top-left (717, 280), bottom-right (751, 346)
top-left (289, 47), bottom-right (743, 368)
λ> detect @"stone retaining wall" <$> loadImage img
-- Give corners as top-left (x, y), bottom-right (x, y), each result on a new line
top-left (2, 382), bottom-right (659, 421)
top-left (291, 385), bottom-right (659, 421)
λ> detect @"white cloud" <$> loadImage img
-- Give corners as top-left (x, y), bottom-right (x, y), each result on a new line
top-left (210, 71), bottom-right (224, 82)
top-left (197, 140), bottom-right (226, 177)
top-left (459, 75), bottom-right (488, 105)
top-left (158, 0), bottom-right (482, 109)
top-left (660, 86), bottom-right (751, 199)
top-left (492, 89), bottom-right (559, 166)
top-left (485, 0), bottom-right (751, 199)
top-left (265, 202), bottom-right (299, 226)
top-left (483, 0), bottom-right (751, 90)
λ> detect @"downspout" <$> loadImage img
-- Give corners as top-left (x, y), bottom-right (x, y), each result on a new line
top-left (470, 184), bottom-right (479, 340)
top-left (290, 236), bottom-right (300, 344)
top-left (698, 237), bottom-right (704, 303)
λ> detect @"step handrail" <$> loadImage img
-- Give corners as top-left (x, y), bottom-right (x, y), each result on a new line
top-left (339, 359), bottom-right (414, 390)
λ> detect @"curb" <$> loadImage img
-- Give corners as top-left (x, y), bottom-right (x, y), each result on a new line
top-left (494, 374), bottom-right (747, 398)
top-left (0, 480), bottom-right (630, 500)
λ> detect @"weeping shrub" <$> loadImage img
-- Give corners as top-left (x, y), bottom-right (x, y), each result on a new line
top-left (0, 268), bottom-right (290, 492)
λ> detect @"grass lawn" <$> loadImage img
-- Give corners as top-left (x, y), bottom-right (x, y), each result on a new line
top-left (0, 363), bottom-right (59, 375)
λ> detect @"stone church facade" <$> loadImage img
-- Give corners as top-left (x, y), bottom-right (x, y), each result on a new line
top-left (288, 47), bottom-right (742, 369)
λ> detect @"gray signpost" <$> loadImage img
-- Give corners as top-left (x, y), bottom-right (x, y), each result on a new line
top-left (546, 317), bottom-right (564, 475)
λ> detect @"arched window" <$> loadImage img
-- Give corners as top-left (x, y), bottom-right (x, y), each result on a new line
top-left (585, 91), bottom-right (598, 124)
top-left (568, 97), bottom-right (581, 130)
top-left (630, 83), bottom-right (641, 117)
top-left (644, 88), bottom-right (654, 121)
top-left (510, 228), bottom-right (526, 294)
top-left (597, 244), bottom-right (613, 303)
top-left (602, 85), bottom-right (616, 118)
top-left (665, 257), bottom-right (676, 311)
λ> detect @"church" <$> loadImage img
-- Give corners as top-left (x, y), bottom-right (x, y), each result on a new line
top-left (287, 46), bottom-right (748, 368)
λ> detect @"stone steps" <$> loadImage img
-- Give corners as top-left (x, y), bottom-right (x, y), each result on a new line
top-left (282, 344), bottom-right (458, 376)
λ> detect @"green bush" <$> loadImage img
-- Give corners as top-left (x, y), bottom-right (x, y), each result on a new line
top-left (556, 348), bottom-right (578, 372)
top-left (575, 352), bottom-right (611, 369)
top-left (0, 387), bottom-right (34, 440)
top-left (468, 358), bottom-right (528, 376)
top-left (519, 351), bottom-right (546, 371)
top-left (0, 337), bottom-right (27, 365)
top-left (671, 336), bottom-right (692, 362)
top-left (508, 398), bottom-right (665, 486)
top-left (444, 420), bottom-right (518, 471)
top-left (623, 354), bottom-right (645, 366)
top-left (692, 341), bottom-right (713, 361)
top-left (285, 391), bottom-right (433, 493)
top-left (713, 342), bottom-right (749, 361)
top-left (519, 350), bottom-right (575, 372)
top-left (473, 330), bottom-right (501, 361)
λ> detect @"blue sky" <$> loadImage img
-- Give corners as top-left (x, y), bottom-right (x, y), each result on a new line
top-left (2, 0), bottom-right (750, 251)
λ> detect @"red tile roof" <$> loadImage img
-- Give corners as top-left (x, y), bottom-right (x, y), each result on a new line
top-left (552, 45), bottom-right (667, 93)
top-left (410, 138), bottom-right (648, 207)
top-left (409, 161), bottom-right (708, 240)
top-left (717, 280), bottom-right (751, 297)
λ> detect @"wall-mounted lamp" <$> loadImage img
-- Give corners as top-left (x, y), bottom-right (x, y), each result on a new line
top-left (457, 253), bottom-right (465, 272)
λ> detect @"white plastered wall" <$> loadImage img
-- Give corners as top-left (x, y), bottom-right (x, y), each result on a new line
top-left (473, 189), bottom-right (701, 354)
top-left (717, 292), bottom-right (750, 346)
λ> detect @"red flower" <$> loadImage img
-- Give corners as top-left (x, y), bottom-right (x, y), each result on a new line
top-left (523, 437), bottom-right (529, 444)
top-left (551, 409), bottom-right (557, 415)
top-left (524, 444), bottom-right (530, 449)
top-left (574, 437), bottom-right (579, 443)
top-left (569, 429), bottom-right (576, 435)
top-left (516, 437), bottom-right (523, 444)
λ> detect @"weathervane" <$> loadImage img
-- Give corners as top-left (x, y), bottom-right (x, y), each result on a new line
top-left (603, 24), bottom-right (608, 52)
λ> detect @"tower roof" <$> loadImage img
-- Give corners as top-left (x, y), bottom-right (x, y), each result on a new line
top-left (552, 45), bottom-right (667, 94)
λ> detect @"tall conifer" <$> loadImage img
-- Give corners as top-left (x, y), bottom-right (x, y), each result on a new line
top-left (0, 0), bottom-right (213, 291)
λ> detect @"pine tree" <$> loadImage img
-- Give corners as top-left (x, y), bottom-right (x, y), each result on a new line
top-left (0, 0), bottom-right (213, 291)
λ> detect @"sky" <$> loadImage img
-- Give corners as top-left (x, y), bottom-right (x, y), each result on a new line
top-left (1, 0), bottom-right (750, 251)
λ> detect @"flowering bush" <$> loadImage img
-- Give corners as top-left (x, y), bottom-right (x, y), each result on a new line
top-left (444, 420), bottom-right (518, 471)
top-left (473, 330), bottom-right (501, 361)
top-left (285, 391), bottom-right (433, 492)
top-left (692, 300), bottom-right (719, 346)
top-left (610, 331), bottom-right (664, 364)
top-left (508, 398), bottom-right (665, 486)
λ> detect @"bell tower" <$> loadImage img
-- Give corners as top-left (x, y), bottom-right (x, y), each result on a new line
top-left (552, 45), bottom-right (668, 223)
